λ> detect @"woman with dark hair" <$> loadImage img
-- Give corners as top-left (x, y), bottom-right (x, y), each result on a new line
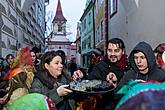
top-left (29, 51), bottom-right (75, 110)
top-left (4, 54), bottom-right (14, 73)
top-left (30, 50), bottom-right (40, 69)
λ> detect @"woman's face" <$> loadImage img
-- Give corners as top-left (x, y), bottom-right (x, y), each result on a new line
top-left (30, 52), bottom-right (36, 64)
top-left (7, 56), bottom-right (14, 65)
top-left (45, 56), bottom-right (63, 78)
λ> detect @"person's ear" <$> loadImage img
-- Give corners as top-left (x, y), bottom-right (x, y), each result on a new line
top-left (122, 49), bottom-right (125, 55)
top-left (45, 63), bottom-right (49, 70)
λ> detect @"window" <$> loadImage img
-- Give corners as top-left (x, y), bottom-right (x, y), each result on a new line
top-left (87, 36), bottom-right (91, 49)
top-left (101, 20), bottom-right (104, 40)
top-left (97, 26), bottom-right (100, 43)
top-left (81, 22), bottom-right (84, 31)
top-left (84, 19), bottom-right (86, 30)
top-left (58, 24), bottom-right (62, 32)
top-left (82, 40), bottom-right (86, 50)
top-left (88, 12), bottom-right (91, 25)
top-left (110, 0), bottom-right (117, 18)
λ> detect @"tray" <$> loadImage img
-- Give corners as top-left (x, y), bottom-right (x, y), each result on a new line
top-left (70, 88), bottom-right (115, 94)
top-left (69, 80), bottom-right (115, 94)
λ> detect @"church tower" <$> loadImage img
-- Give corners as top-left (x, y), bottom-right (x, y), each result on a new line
top-left (46, 0), bottom-right (74, 63)
top-left (52, 0), bottom-right (67, 35)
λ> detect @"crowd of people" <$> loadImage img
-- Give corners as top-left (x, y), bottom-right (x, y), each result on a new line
top-left (0, 39), bottom-right (165, 110)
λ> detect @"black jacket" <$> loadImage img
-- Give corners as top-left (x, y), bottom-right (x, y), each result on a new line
top-left (117, 41), bottom-right (165, 91)
top-left (85, 55), bottom-right (129, 110)
top-left (111, 42), bottom-right (165, 110)
top-left (87, 55), bottom-right (129, 83)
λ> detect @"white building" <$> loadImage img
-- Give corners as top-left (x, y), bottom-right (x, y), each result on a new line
top-left (46, 0), bottom-right (76, 62)
top-left (108, 0), bottom-right (165, 54)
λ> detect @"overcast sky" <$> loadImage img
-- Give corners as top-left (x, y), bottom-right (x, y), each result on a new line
top-left (46, 0), bottom-right (86, 41)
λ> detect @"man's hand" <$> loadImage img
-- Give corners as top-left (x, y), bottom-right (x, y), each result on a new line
top-left (72, 70), bottom-right (84, 81)
top-left (106, 72), bottom-right (117, 87)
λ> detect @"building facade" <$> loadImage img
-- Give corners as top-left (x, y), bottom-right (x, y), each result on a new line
top-left (75, 22), bottom-right (81, 67)
top-left (94, 0), bottom-right (106, 52)
top-left (80, 0), bottom-right (95, 68)
top-left (79, 0), bottom-right (108, 68)
top-left (78, 0), bottom-right (165, 69)
top-left (108, 0), bottom-right (165, 54)
top-left (0, 0), bottom-right (47, 58)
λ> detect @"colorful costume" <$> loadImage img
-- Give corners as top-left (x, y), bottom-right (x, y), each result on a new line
top-left (116, 80), bottom-right (165, 110)
top-left (1, 47), bottom-right (35, 108)
top-left (7, 93), bottom-right (57, 110)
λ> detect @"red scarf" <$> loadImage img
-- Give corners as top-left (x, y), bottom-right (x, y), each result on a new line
top-left (116, 54), bottom-right (128, 69)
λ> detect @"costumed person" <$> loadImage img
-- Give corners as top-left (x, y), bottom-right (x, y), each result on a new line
top-left (7, 93), bottom-right (57, 110)
top-left (115, 80), bottom-right (165, 110)
top-left (0, 47), bottom-right (35, 109)
top-left (154, 43), bottom-right (165, 71)
top-left (29, 50), bottom-right (76, 110)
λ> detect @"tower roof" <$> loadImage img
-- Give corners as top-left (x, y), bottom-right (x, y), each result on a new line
top-left (53, 0), bottom-right (67, 22)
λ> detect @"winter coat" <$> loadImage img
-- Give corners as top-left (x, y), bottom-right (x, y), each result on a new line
top-left (111, 42), bottom-right (165, 110)
top-left (87, 54), bottom-right (129, 83)
top-left (85, 55), bottom-right (129, 110)
top-left (29, 71), bottom-right (76, 110)
top-left (117, 41), bottom-right (165, 91)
